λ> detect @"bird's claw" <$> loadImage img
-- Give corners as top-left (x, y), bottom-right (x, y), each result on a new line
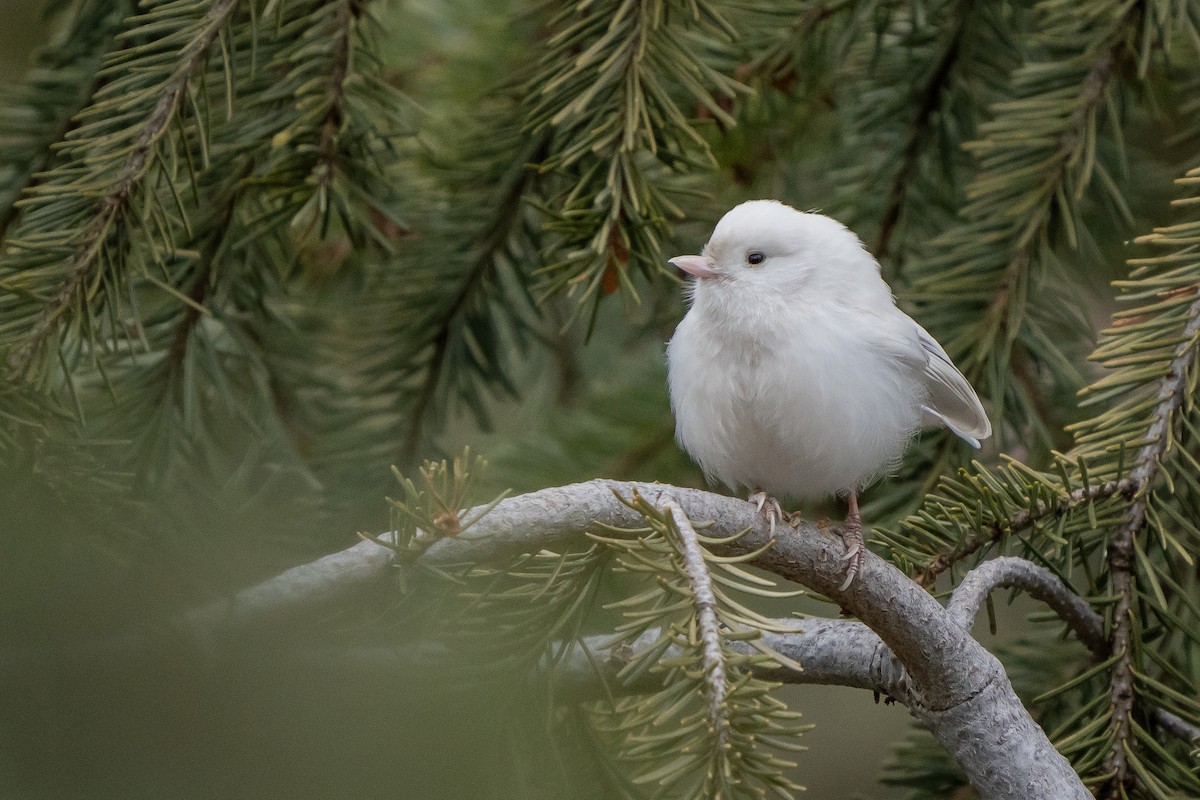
top-left (748, 491), bottom-right (784, 537)
top-left (838, 517), bottom-right (865, 591)
top-left (838, 560), bottom-right (862, 592)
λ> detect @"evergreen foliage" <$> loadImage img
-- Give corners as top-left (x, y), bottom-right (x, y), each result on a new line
top-left (2, 0), bottom-right (1200, 798)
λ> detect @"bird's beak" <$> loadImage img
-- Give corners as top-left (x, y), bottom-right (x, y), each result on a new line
top-left (669, 255), bottom-right (719, 280)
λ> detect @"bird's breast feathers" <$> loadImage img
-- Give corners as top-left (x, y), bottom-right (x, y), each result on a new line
top-left (668, 302), bottom-right (924, 498)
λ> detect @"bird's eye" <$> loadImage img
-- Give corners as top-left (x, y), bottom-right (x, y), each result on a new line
top-left (747, 251), bottom-right (765, 266)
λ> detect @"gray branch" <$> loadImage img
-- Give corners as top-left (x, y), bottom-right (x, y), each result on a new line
top-left (1151, 707), bottom-right (1200, 748)
top-left (947, 556), bottom-right (1108, 657)
top-left (548, 618), bottom-right (915, 708)
top-left (179, 479), bottom-right (1087, 800)
top-left (760, 621), bottom-right (912, 702)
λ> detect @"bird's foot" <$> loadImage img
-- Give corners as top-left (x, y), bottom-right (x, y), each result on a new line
top-left (838, 514), bottom-right (865, 592)
top-left (748, 490), bottom-right (785, 537)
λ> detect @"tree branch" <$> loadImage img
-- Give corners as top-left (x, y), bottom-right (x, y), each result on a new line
top-left (1104, 289), bottom-right (1200, 794)
top-left (164, 159), bottom-right (255, 376)
top-left (979, 38), bottom-right (1122, 338)
top-left (313, 0), bottom-right (359, 197)
top-left (0, 1), bottom-right (133, 241)
top-left (916, 478), bottom-right (1136, 585)
top-left (1150, 707), bottom-right (1200, 748)
top-left (584, 556), bottom-right (1200, 754)
top-left (662, 497), bottom-right (730, 748)
top-left (946, 556), bottom-right (1107, 657)
top-left (7, 0), bottom-right (244, 376)
top-left (911, 17), bottom-right (1138, 500)
top-left (302, 0), bottom-right (372, 234)
top-left (874, 0), bottom-right (970, 271)
top-left (313, 596), bottom-right (1199, 757)
top-left (943, 555), bottom-right (1199, 753)
top-left (514, 618), bottom-right (914, 707)
top-left (403, 130), bottom-right (551, 453)
top-left (19, 480), bottom-right (1199, 792)
top-left (180, 479), bottom-right (1088, 800)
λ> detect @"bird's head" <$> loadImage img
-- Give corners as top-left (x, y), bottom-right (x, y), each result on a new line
top-left (669, 200), bottom-right (881, 299)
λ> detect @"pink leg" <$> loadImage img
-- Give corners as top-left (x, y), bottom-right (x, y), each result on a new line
top-left (839, 490), bottom-right (864, 591)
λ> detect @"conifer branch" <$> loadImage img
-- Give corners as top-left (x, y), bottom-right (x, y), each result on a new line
top-left (873, 0), bottom-right (969, 270)
top-left (530, 0), bottom-right (741, 300)
top-left (403, 131), bottom-right (551, 452)
top-left (5, 0), bottom-right (243, 377)
top-left (187, 479), bottom-right (969, 696)
top-left (1103, 289), bottom-right (1200, 796)
top-left (255, 0), bottom-right (404, 251)
top-left (164, 160), bottom-right (254, 374)
top-left (893, 166), bottom-right (1200, 796)
top-left (0, 1), bottom-right (134, 240)
top-left (735, 0), bottom-right (853, 103)
top-left (586, 491), bottom-right (807, 797)
top-left (908, 2), bottom-right (1144, 466)
top-left (312, 0), bottom-right (362, 199)
top-left (914, 477), bottom-right (1135, 585)
top-left (975, 37), bottom-right (1123, 341)
top-left (661, 498), bottom-right (730, 749)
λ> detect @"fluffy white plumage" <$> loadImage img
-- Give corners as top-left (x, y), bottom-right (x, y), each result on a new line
top-left (667, 200), bottom-right (990, 503)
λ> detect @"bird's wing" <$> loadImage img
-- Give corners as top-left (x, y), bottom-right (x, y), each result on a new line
top-left (912, 320), bottom-right (991, 447)
top-left (875, 312), bottom-right (992, 448)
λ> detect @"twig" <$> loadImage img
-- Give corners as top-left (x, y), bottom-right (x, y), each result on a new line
top-left (661, 498), bottom-right (729, 748)
top-left (916, 478), bottom-right (1136, 585)
top-left (164, 159), bottom-right (255, 374)
top-left (0, 40), bottom-right (117, 241)
top-left (310, 0), bottom-right (365, 203)
top-left (1151, 708), bottom-right (1200, 748)
top-left (981, 40), bottom-right (1121, 333)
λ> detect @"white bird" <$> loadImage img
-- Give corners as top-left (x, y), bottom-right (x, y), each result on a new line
top-left (666, 200), bottom-right (990, 589)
